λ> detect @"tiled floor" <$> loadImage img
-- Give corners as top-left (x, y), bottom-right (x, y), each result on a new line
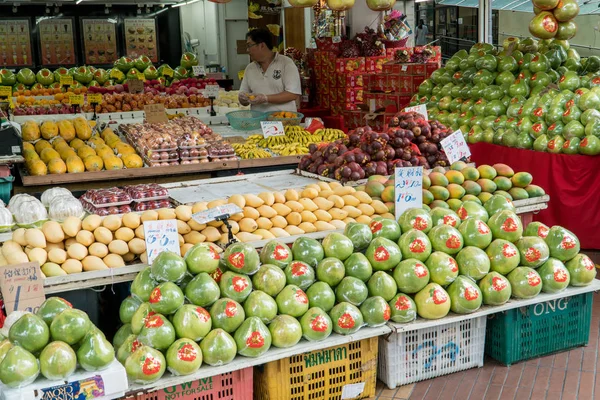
top-left (370, 264), bottom-right (600, 400)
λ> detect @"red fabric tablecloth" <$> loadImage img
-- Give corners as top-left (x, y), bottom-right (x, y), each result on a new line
top-left (469, 143), bottom-right (600, 249)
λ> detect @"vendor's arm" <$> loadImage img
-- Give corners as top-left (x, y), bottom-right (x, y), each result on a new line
top-left (238, 72), bottom-right (251, 106)
top-left (265, 91), bottom-right (299, 104)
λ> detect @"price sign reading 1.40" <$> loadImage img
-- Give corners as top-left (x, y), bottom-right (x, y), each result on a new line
top-left (394, 166), bottom-right (423, 220)
top-left (143, 219), bottom-right (181, 265)
top-left (440, 130), bottom-right (471, 165)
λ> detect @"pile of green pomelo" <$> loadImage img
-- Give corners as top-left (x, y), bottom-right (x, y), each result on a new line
top-left (1, 194), bottom-right (594, 389)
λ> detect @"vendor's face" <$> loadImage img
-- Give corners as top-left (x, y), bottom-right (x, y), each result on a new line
top-left (246, 39), bottom-right (260, 61)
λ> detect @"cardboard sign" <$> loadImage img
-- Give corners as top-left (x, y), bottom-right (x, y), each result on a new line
top-left (144, 103), bottom-right (168, 124)
top-left (193, 66), bottom-right (206, 76)
top-left (87, 93), bottom-right (103, 104)
top-left (204, 84), bottom-right (220, 98)
top-left (261, 121), bottom-right (285, 137)
top-left (60, 75), bottom-right (73, 86)
top-left (162, 67), bottom-right (174, 78)
top-left (143, 220), bottom-right (180, 265)
top-left (68, 94), bottom-right (84, 105)
top-left (192, 204), bottom-right (243, 225)
top-left (0, 262), bottom-right (45, 314)
top-left (341, 382), bottom-right (366, 399)
top-left (404, 104), bottom-right (428, 120)
top-left (127, 78), bottom-right (144, 94)
top-left (441, 130), bottom-right (471, 164)
top-left (395, 166), bottom-right (423, 220)
top-left (0, 86), bottom-right (11, 98)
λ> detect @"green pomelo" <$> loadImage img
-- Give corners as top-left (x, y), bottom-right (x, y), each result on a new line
top-left (220, 271), bottom-right (253, 303)
top-left (269, 315), bottom-right (303, 348)
top-left (456, 246), bottom-right (491, 280)
top-left (150, 251), bottom-right (187, 283)
top-left (322, 232), bottom-right (354, 261)
top-left (399, 208), bottom-right (433, 233)
top-left (39, 341), bottom-right (77, 380)
top-left (360, 296), bottom-right (391, 327)
top-left (538, 258), bottom-right (570, 293)
top-left (120, 296), bottom-right (142, 324)
top-left (292, 237), bottom-right (325, 267)
top-left (367, 271), bottom-right (398, 302)
top-left (344, 253), bottom-right (373, 282)
top-left (234, 317), bottom-right (272, 358)
top-left (344, 223), bottom-right (373, 251)
top-left (166, 338), bottom-right (202, 376)
top-left (77, 330), bottom-right (115, 371)
top-left (430, 208), bottom-right (461, 228)
top-left (507, 267), bottom-right (542, 299)
top-left (223, 242), bottom-right (261, 274)
top-left (113, 324), bottom-right (133, 350)
top-left (478, 272), bottom-right (512, 305)
top-left (426, 251), bottom-right (459, 287)
top-left (131, 267), bottom-right (158, 302)
top-left (389, 293), bottom-right (417, 323)
top-left (184, 243), bottom-right (221, 274)
top-left (131, 303), bottom-right (152, 335)
top-left (545, 226), bottom-right (580, 262)
top-left (9, 313), bottom-right (49, 353)
top-left (458, 218), bottom-right (493, 249)
top-left (457, 201), bottom-right (489, 222)
top-left (172, 305), bottom-right (212, 341)
top-left (148, 282), bottom-right (185, 315)
top-left (276, 285), bottom-right (309, 317)
top-left (137, 313), bottom-right (176, 351)
top-left (428, 224), bottom-right (464, 255)
top-left (125, 345), bottom-right (166, 384)
top-left (37, 297), bottom-right (72, 326)
top-left (260, 240), bottom-right (293, 268)
top-left (329, 302), bottom-right (364, 335)
top-left (486, 239), bottom-right (521, 274)
top-left (243, 290), bottom-right (278, 323)
top-left (252, 264), bottom-right (287, 297)
top-left (335, 277), bottom-right (369, 306)
top-left (566, 254), bottom-right (596, 286)
top-left (370, 217), bottom-right (402, 242)
top-left (300, 307), bottom-right (333, 341)
top-left (366, 237), bottom-right (402, 271)
top-left (447, 276), bottom-right (482, 314)
top-left (200, 329), bottom-right (237, 366)
top-left (316, 257), bottom-right (346, 287)
top-left (393, 259), bottom-right (430, 294)
top-left (185, 272), bottom-right (221, 307)
top-left (398, 229), bottom-right (432, 262)
top-left (284, 261), bottom-right (316, 290)
top-left (488, 210), bottom-right (523, 242)
top-left (210, 298), bottom-right (245, 333)
top-left (0, 346), bottom-right (39, 388)
top-left (306, 282), bottom-right (336, 312)
top-left (515, 236), bottom-right (550, 268)
top-left (414, 283), bottom-right (451, 319)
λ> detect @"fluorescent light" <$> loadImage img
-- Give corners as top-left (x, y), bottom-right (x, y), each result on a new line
top-left (172, 0), bottom-right (201, 8)
top-left (76, 0), bottom-right (84, 4)
top-left (415, 0), bottom-right (431, 3)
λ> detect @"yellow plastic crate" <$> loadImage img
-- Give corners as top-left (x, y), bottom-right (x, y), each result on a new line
top-left (254, 337), bottom-right (378, 400)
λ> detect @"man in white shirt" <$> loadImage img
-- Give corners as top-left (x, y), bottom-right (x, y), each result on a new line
top-left (239, 28), bottom-right (301, 112)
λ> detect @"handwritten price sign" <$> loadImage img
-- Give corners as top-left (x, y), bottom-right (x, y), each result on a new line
top-left (395, 166), bottom-right (423, 220)
top-left (192, 204), bottom-right (243, 225)
top-left (440, 130), bottom-right (471, 164)
top-left (0, 262), bottom-right (46, 314)
top-left (404, 104), bottom-right (428, 120)
top-left (143, 220), bottom-right (181, 265)
top-left (261, 121), bottom-right (285, 138)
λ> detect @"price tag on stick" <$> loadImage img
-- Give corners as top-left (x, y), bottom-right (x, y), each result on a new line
top-left (395, 166), bottom-right (423, 220)
top-left (0, 262), bottom-right (46, 315)
top-left (143, 220), bottom-right (181, 265)
top-left (127, 78), bottom-right (144, 94)
top-left (87, 93), bottom-right (103, 105)
top-left (261, 121), bottom-right (285, 137)
top-left (144, 103), bottom-right (168, 124)
top-left (193, 66), bottom-right (206, 76)
top-left (440, 130), bottom-right (471, 165)
top-left (204, 84), bottom-right (220, 98)
top-left (403, 104), bottom-right (428, 120)
top-left (0, 86), bottom-right (11, 98)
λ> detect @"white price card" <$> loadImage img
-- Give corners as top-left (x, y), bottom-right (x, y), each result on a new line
top-left (261, 121), bottom-right (285, 137)
top-left (192, 204), bottom-right (243, 225)
top-left (332, 36), bottom-right (342, 44)
top-left (143, 220), bottom-right (181, 265)
top-left (204, 84), bottom-right (220, 98)
top-left (193, 65), bottom-right (206, 76)
top-left (341, 382), bottom-right (366, 399)
top-left (395, 166), bottom-right (423, 220)
top-left (440, 130), bottom-right (471, 164)
top-left (404, 104), bottom-right (428, 120)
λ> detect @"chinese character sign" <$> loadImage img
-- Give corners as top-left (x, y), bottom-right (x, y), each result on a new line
top-left (0, 262), bottom-right (45, 314)
top-left (395, 166), bottom-right (423, 220)
top-left (143, 220), bottom-right (181, 265)
top-left (440, 130), bottom-right (471, 164)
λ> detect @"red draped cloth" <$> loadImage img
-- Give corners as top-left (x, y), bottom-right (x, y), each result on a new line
top-left (469, 143), bottom-right (600, 249)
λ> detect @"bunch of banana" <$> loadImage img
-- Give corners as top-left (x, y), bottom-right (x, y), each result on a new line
top-left (271, 143), bottom-right (310, 156)
top-left (246, 134), bottom-right (264, 145)
top-left (231, 143), bottom-right (272, 159)
top-left (314, 128), bottom-right (346, 142)
top-left (257, 134), bottom-right (294, 148)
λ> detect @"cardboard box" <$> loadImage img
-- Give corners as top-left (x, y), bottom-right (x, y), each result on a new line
top-left (345, 88), bottom-right (364, 104)
top-left (0, 360), bottom-right (127, 400)
top-left (339, 73), bottom-right (365, 88)
top-left (382, 62), bottom-right (427, 76)
top-left (426, 62), bottom-right (440, 76)
top-left (335, 57), bottom-right (365, 73)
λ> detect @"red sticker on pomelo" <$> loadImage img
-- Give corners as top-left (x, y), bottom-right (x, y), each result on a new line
top-left (527, 271), bottom-right (541, 286)
top-left (581, 138), bottom-right (588, 147)
top-left (142, 356), bottom-right (162, 375)
top-left (446, 235), bottom-right (461, 249)
top-left (566, 99), bottom-right (574, 108)
top-left (583, 257), bottom-right (595, 271)
top-left (209, 247), bottom-right (220, 260)
top-left (533, 108), bottom-right (543, 117)
top-left (502, 244), bottom-right (517, 258)
top-left (228, 252), bottom-right (245, 269)
top-left (177, 343), bottom-right (198, 362)
top-left (464, 286), bottom-right (479, 301)
top-left (492, 276), bottom-right (507, 291)
top-left (532, 124), bottom-right (543, 133)
top-left (457, 207), bottom-right (467, 220)
top-left (477, 221), bottom-right (490, 234)
top-left (61, 298), bottom-right (73, 308)
top-left (210, 268), bottom-right (223, 283)
top-left (145, 315), bottom-right (164, 328)
top-left (449, 258), bottom-right (458, 272)
top-left (414, 263), bottom-right (428, 278)
top-left (443, 215), bottom-right (458, 226)
top-left (131, 339), bottom-right (142, 353)
top-left (409, 239), bottom-right (427, 253)
top-left (563, 140), bottom-right (571, 149)
top-left (538, 225), bottom-right (549, 238)
top-left (554, 269), bottom-right (568, 283)
top-left (246, 331), bottom-right (265, 348)
top-left (225, 301), bottom-right (238, 317)
top-left (383, 304), bottom-right (391, 321)
top-left (195, 307), bottom-right (210, 322)
top-left (501, 218), bottom-right (518, 232)
top-left (370, 220), bottom-right (383, 234)
top-left (295, 289), bottom-right (308, 304)
top-left (432, 288), bottom-right (448, 305)
top-left (311, 315), bottom-right (329, 332)
top-left (412, 216), bottom-right (429, 231)
top-left (338, 313), bottom-right (356, 329)
top-left (232, 276), bottom-right (249, 292)
top-left (560, 235), bottom-right (576, 250)
top-left (395, 296), bottom-right (411, 311)
top-left (548, 139), bottom-right (556, 150)
top-left (291, 262), bottom-right (308, 277)
top-left (149, 288), bottom-right (161, 304)
top-left (374, 246), bottom-right (390, 262)
top-left (524, 247), bottom-right (541, 263)
top-left (273, 245), bottom-right (289, 261)
top-left (593, 77), bottom-right (600, 85)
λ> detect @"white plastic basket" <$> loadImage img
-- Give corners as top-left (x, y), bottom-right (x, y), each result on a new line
top-left (378, 316), bottom-right (486, 388)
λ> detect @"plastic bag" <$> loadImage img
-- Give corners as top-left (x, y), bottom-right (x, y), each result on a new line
top-left (41, 187), bottom-right (72, 208)
top-left (0, 207), bottom-right (14, 233)
top-left (48, 195), bottom-right (85, 222)
top-left (12, 197), bottom-right (48, 228)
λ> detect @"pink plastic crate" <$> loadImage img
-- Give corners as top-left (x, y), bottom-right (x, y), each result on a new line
top-left (125, 368), bottom-right (253, 400)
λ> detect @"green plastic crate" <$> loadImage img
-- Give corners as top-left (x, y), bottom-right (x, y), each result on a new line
top-left (485, 292), bottom-right (593, 366)
top-left (0, 176), bottom-right (14, 205)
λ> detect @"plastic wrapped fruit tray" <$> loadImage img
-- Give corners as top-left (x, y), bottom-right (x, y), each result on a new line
top-left (81, 199), bottom-right (132, 216)
top-left (132, 199), bottom-right (172, 211)
top-left (179, 146), bottom-right (209, 159)
top-left (143, 155), bottom-right (180, 167)
top-left (124, 183), bottom-right (169, 202)
top-left (80, 187), bottom-right (132, 208)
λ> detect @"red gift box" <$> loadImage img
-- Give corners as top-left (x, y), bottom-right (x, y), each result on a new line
top-left (340, 73), bottom-right (365, 88)
top-left (426, 62), bottom-right (440, 77)
top-left (335, 57), bottom-right (365, 73)
top-left (345, 88), bottom-right (364, 104)
top-left (367, 74), bottom-right (387, 92)
top-left (366, 56), bottom-right (392, 73)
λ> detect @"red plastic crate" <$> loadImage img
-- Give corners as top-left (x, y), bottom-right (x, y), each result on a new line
top-left (125, 368), bottom-right (253, 400)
